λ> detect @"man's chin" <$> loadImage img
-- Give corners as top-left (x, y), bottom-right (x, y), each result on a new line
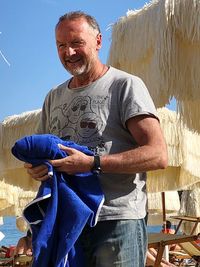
top-left (64, 64), bottom-right (87, 76)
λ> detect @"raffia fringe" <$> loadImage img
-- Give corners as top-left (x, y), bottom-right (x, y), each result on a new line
top-left (107, 0), bottom-right (200, 132)
top-left (1, 107), bottom-right (200, 195)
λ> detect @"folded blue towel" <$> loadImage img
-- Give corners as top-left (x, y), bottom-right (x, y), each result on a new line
top-left (12, 134), bottom-right (104, 267)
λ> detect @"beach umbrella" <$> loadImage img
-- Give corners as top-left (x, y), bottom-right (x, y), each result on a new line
top-left (147, 107), bottom-right (200, 193)
top-left (179, 184), bottom-right (200, 234)
top-left (0, 110), bottom-right (41, 191)
top-left (1, 108), bottom-right (200, 223)
top-left (147, 108), bottom-right (200, 228)
top-left (147, 191), bottom-right (180, 226)
top-left (0, 110), bottom-right (40, 217)
top-left (107, 0), bottom-right (200, 132)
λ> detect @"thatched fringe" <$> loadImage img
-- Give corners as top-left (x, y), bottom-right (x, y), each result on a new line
top-left (148, 107), bottom-right (200, 192)
top-left (1, 107), bottom-right (200, 195)
top-left (177, 100), bottom-right (200, 132)
top-left (0, 109), bottom-right (41, 192)
top-left (0, 180), bottom-right (37, 217)
top-left (179, 184), bottom-right (200, 234)
top-left (148, 190), bottom-right (180, 212)
top-left (1, 109), bottom-right (41, 148)
top-left (157, 107), bottom-right (183, 166)
top-left (107, 0), bottom-right (200, 132)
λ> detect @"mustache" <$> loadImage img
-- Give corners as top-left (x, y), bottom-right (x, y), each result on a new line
top-left (64, 55), bottom-right (81, 63)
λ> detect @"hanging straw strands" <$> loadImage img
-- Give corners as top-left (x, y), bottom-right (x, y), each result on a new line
top-left (148, 107), bottom-right (200, 192)
top-left (1, 107), bottom-right (200, 195)
top-left (0, 110), bottom-right (41, 192)
top-left (0, 180), bottom-right (36, 218)
top-left (0, 110), bottom-right (41, 217)
top-left (107, 0), bottom-right (200, 132)
top-left (179, 185), bottom-right (200, 234)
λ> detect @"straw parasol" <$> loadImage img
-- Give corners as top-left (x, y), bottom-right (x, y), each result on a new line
top-left (1, 108), bottom-right (200, 228)
top-left (107, 0), bottom-right (200, 132)
top-left (0, 110), bottom-right (40, 219)
top-left (179, 183), bottom-right (200, 234)
top-left (147, 191), bottom-right (180, 225)
top-left (148, 107), bottom-right (200, 193)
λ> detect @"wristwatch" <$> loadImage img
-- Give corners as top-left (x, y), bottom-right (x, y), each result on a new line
top-left (91, 155), bottom-right (102, 175)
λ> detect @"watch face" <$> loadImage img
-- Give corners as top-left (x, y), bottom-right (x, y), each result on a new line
top-left (92, 168), bottom-right (101, 175)
top-left (91, 155), bottom-right (102, 175)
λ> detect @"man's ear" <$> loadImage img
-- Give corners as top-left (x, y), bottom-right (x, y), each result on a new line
top-left (96, 33), bottom-right (102, 50)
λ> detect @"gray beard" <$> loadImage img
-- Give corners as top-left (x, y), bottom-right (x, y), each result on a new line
top-left (67, 64), bottom-right (87, 76)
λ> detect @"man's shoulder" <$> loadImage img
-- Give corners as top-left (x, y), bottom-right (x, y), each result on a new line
top-left (47, 80), bottom-right (69, 97)
top-left (109, 66), bottom-right (142, 82)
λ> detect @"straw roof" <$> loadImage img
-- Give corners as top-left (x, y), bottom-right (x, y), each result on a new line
top-left (179, 184), bottom-right (200, 234)
top-left (107, 0), bottom-right (200, 132)
top-left (147, 190), bottom-right (180, 225)
top-left (0, 107), bottom-right (200, 215)
top-left (148, 107), bottom-right (200, 192)
top-left (0, 110), bottom-right (40, 216)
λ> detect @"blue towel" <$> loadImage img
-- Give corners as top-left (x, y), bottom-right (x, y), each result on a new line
top-left (12, 134), bottom-right (104, 267)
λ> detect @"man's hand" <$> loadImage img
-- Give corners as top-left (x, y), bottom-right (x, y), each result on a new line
top-left (24, 163), bottom-right (49, 181)
top-left (49, 144), bottom-right (93, 175)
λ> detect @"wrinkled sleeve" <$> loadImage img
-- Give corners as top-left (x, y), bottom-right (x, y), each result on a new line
top-left (119, 76), bottom-right (159, 128)
top-left (36, 91), bottom-right (52, 134)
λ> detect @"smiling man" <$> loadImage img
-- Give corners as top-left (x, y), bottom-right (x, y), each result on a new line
top-left (21, 11), bottom-right (168, 267)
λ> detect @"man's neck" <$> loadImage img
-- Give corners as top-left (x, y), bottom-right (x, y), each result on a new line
top-left (69, 63), bottom-right (108, 89)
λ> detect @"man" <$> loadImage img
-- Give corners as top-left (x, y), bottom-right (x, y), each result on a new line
top-left (17, 11), bottom-right (168, 267)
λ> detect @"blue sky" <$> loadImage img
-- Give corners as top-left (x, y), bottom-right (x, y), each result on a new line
top-left (0, 0), bottom-right (176, 122)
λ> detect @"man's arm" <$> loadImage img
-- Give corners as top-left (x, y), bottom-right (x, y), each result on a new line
top-left (100, 115), bottom-right (168, 173)
top-left (49, 115), bottom-right (168, 175)
top-left (25, 115), bottom-right (167, 179)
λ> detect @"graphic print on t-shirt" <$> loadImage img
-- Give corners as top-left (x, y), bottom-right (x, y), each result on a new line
top-left (49, 95), bottom-right (108, 151)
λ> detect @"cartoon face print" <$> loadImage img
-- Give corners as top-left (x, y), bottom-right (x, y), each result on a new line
top-left (60, 126), bottom-right (78, 142)
top-left (62, 96), bottom-right (93, 123)
top-left (76, 112), bottom-right (103, 139)
top-left (49, 106), bottom-right (69, 136)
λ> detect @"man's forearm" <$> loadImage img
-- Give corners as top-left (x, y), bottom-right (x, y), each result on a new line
top-left (100, 144), bottom-right (168, 174)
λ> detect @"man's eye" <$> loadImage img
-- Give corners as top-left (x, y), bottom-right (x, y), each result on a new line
top-left (58, 44), bottom-right (65, 49)
top-left (72, 41), bottom-right (84, 47)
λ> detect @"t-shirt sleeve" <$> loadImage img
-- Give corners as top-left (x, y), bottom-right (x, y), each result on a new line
top-left (36, 91), bottom-right (52, 134)
top-left (120, 76), bottom-right (158, 127)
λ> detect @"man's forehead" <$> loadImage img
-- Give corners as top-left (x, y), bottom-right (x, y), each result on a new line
top-left (56, 17), bottom-right (90, 32)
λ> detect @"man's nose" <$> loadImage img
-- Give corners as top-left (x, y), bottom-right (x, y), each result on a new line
top-left (65, 46), bottom-right (76, 57)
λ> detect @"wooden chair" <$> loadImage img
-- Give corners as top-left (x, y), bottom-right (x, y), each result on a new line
top-left (170, 215), bottom-right (200, 235)
top-left (148, 233), bottom-right (199, 266)
top-left (170, 240), bottom-right (200, 266)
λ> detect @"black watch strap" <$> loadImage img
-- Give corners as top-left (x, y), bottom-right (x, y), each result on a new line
top-left (26, 229), bottom-right (32, 238)
top-left (91, 155), bottom-right (102, 175)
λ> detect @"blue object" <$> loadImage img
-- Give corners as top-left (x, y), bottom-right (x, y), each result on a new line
top-left (12, 134), bottom-right (104, 267)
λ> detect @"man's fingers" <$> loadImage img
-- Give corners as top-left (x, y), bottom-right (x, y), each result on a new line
top-left (58, 144), bottom-right (75, 155)
top-left (49, 158), bottom-right (64, 167)
top-left (27, 166), bottom-right (47, 177)
top-left (24, 162), bottom-right (32, 168)
top-left (25, 164), bottom-right (49, 181)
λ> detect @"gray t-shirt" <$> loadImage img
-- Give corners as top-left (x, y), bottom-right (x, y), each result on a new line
top-left (37, 66), bottom-right (158, 220)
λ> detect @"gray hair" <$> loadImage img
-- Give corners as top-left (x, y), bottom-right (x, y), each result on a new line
top-left (56, 11), bottom-right (101, 34)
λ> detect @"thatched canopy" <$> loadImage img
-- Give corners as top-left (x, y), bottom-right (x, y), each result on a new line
top-left (148, 107), bottom-right (200, 192)
top-left (107, 0), bottom-right (200, 132)
top-left (179, 184), bottom-right (200, 234)
top-left (0, 108), bottom-right (200, 216)
top-left (147, 190), bottom-right (180, 225)
top-left (0, 110), bottom-right (40, 216)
